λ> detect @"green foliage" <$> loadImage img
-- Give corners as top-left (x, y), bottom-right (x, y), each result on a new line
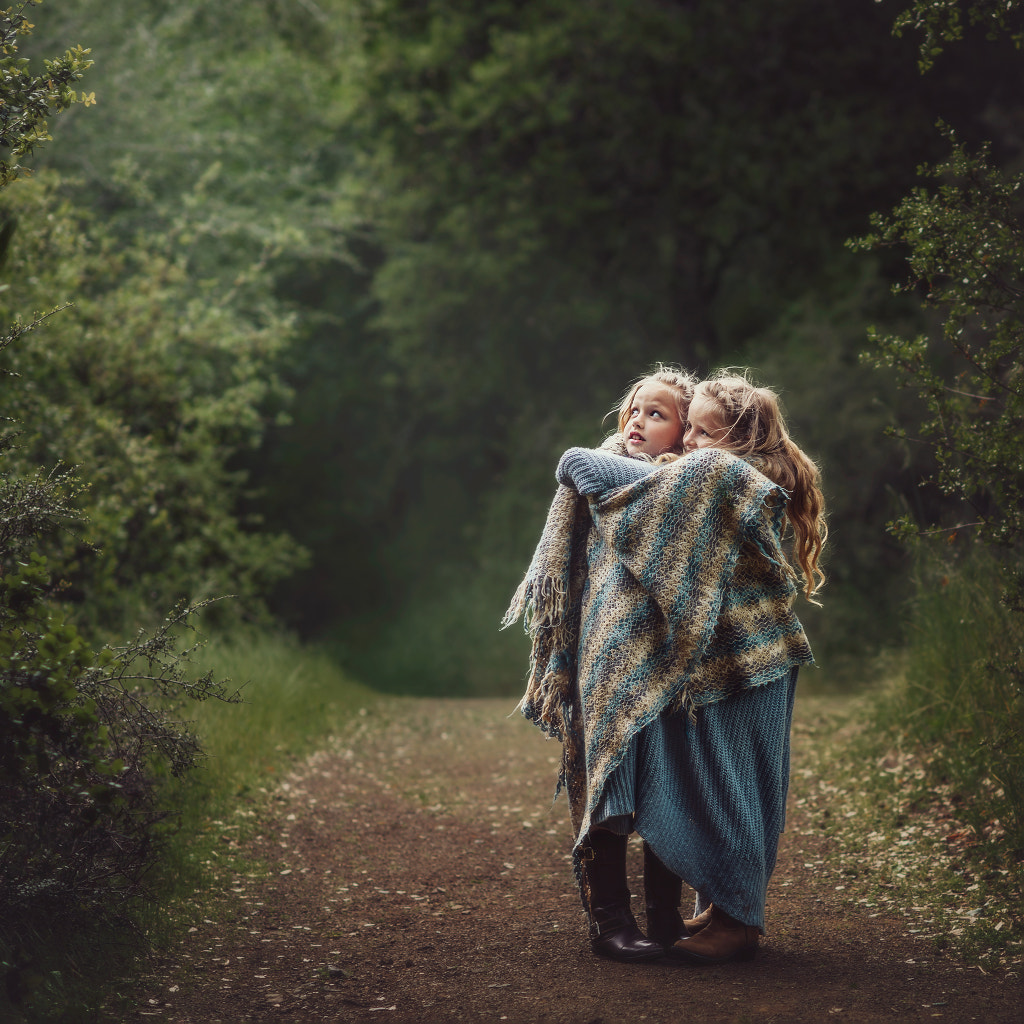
top-left (350, 0), bottom-right (945, 374)
top-left (25, 0), bottom-right (355, 277)
top-left (0, 317), bottom-right (245, 1018)
top-left (0, 405), bottom-right (233, 1016)
top-left (869, 547), bottom-right (1024, 853)
top-left (0, 544), bottom-right (98, 811)
top-left (853, 0), bottom-right (1024, 902)
top-left (0, 583), bottom-right (239, 921)
top-left (20, 0), bottom-right (348, 633)
top-left (0, 0), bottom-right (93, 188)
top-left (173, 630), bottom-right (376, 806)
top-left (0, 6), bottom-right (306, 1016)
top-left (0, 174), bottom-right (308, 632)
top-left (275, 0), bottom-right (992, 689)
top-left (854, 133), bottom-right (1024, 547)
top-left (19, 0), bottom-right (1024, 695)
top-left (894, 0), bottom-right (1024, 70)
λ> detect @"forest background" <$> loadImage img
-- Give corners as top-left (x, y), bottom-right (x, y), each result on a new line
top-left (2, 0), bottom-right (1023, 1016)
top-left (8, 0), bottom-right (1023, 691)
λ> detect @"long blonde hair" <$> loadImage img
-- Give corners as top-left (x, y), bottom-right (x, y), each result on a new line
top-left (610, 364), bottom-right (698, 455)
top-left (694, 371), bottom-right (827, 600)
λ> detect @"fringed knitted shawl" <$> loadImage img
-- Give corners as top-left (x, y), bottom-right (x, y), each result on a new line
top-left (503, 446), bottom-right (814, 848)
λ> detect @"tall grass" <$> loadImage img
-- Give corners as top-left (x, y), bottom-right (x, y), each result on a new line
top-left (180, 629), bottom-right (376, 802)
top-left (872, 546), bottom-right (1024, 852)
top-left (131, 629), bottom-right (377, 949)
top-left (148, 629), bottom-right (377, 885)
top-left (1, 631), bottom-right (375, 1023)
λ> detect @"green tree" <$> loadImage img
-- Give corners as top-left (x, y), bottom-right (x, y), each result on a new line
top-left (0, 174), bottom-right (307, 632)
top-left (0, 14), bottom-right (243, 1017)
top-left (20, 0), bottom-right (356, 631)
top-left (347, 0), bottom-right (1012, 373)
top-left (892, 0), bottom-right (1023, 70)
top-left (25, 0), bottom-right (355, 281)
top-left (855, 0), bottom-right (1024, 548)
top-left (0, 0), bottom-right (92, 188)
top-left (855, 135), bottom-right (1024, 546)
top-left (303, 0), bottom-right (1022, 689)
top-left (852, 0), bottom-right (1024, 880)
top-left (20, 0), bottom-right (1023, 692)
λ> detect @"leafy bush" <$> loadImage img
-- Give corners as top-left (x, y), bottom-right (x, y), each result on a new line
top-left (0, 7), bottom-right (275, 1015)
top-left (0, 1), bottom-right (93, 188)
top-left (0, 174), bottom-right (307, 634)
top-left (881, 548), bottom-right (1023, 840)
top-left (854, 0), bottom-right (1024, 865)
top-left (0, 322), bottom-right (244, 1015)
top-left (854, 133), bottom-right (1024, 549)
top-left (893, 0), bottom-right (1024, 72)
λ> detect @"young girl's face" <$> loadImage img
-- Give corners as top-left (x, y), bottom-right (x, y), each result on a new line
top-left (683, 393), bottom-right (732, 453)
top-left (624, 382), bottom-right (686, 457)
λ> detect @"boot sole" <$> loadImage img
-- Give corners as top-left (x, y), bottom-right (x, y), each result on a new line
top-left (592, 944), bottom-right (665, 964)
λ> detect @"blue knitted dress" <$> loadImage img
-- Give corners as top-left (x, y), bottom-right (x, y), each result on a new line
top-left (593, 669), bottom-right (797, 932)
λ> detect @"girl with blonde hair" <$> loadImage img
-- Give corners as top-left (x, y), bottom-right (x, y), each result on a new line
top-left (609, 364), bottom-right (697, 460)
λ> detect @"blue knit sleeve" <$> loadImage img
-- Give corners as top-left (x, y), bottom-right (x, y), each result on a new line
top-left (556, 447), bottom-right (657, 495)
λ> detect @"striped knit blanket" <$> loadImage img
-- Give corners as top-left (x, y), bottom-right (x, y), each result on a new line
top-left (503, 447), bottom-right (814, 844)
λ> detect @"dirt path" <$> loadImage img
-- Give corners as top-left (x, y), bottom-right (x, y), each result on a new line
top-left (116, 696), bottom-right (1022, 1023)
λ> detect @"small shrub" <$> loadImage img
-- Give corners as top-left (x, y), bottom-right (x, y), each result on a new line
top-left (872, 546), bottom-right (1024, 853)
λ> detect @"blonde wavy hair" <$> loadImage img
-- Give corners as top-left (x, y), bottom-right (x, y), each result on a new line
top-left (610, 364), bottom-right (698, 456)
top-left (690, 370), bottom-right (827, 600)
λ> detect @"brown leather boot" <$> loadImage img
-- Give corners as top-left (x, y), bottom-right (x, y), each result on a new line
top-left (643, 843), bottom-right (713, 946)
top-left (582, 830), bottom-right (664, 963)
top-left (669, 905), bottom-right (759, 964)
top-left (683, 904), bottom-right (714, 936)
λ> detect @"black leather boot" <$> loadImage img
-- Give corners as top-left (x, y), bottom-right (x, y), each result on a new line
top-left (643, 841), bottom-right (713, 946)
top-left (643, 841), bottom-right (685, 946)
top-left (582, 830), bottom-right (663, 963)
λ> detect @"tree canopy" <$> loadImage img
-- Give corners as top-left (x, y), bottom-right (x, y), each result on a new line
top-left (18, 0), bottom-right (1024, 691)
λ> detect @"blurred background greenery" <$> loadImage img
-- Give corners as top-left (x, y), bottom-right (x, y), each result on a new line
top-left (11, 0), bottom-right (1019, 698)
